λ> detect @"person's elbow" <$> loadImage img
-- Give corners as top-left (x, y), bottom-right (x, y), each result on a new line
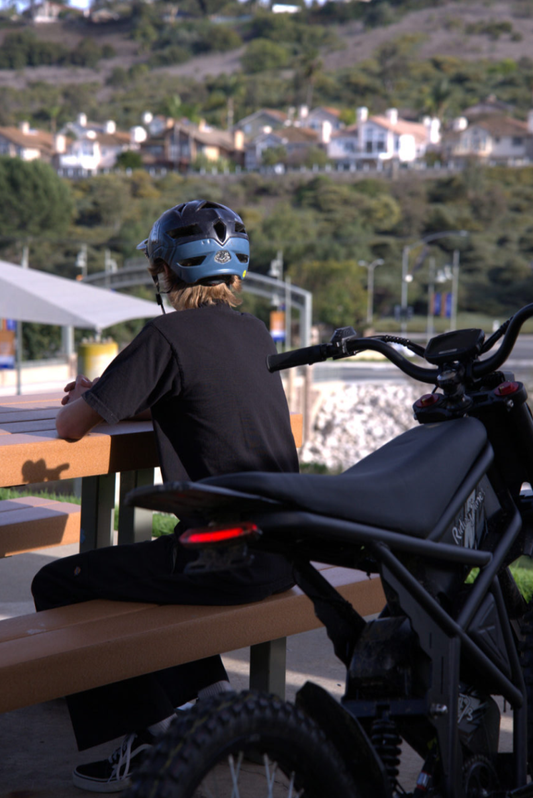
top-left (56, 414), bottom-right (84, 440)
top-left (56, 400), bottom-right (103, 440)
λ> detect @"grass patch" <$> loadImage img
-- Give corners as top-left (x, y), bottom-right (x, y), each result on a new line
top-left (0, 487), bottom-right (80, 504)
top-left (510, 565), bottom-right (533, 602)
top-left (467, 561), bottom-right (533, 602)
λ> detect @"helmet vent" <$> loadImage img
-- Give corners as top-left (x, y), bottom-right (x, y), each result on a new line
top-left (180, 256), bottom-right (206, 268)
top-left (168, 224), bottom-right (203, 240)
top-left (214, 221), bottom-right (227, 242)
top-left (235, 222), bottom-right (246, 234)
top-left (236, 254), bottom-right (249, 263)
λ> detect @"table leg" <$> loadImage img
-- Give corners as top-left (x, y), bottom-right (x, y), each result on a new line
top-left (118, 468), bottom-right (155, 545)
top-left (80, 474), bottom-right (116, 551)
top-left (249, 637), bottom-right (287, 699)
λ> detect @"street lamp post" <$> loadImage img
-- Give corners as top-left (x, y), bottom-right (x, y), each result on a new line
top-left (400, 230), bottom-right (468, 334)
top-left (451, 249), bottom-right (460, 331)
top-left (427, 257), bottom-right (436, 340)
top-left (358, 258), bottom-right (384, 327)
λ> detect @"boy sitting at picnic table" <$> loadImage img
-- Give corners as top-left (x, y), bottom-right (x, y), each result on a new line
top-left (31, 200), bottom-right (299, 793)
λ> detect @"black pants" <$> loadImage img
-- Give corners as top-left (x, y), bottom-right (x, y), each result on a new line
top-left (31, 534), bottom-right (294, 751)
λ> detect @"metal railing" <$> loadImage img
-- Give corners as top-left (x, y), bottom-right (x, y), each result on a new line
top-left (83, 263), bottom-right (313, 347)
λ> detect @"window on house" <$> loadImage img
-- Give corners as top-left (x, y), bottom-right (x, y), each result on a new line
top-left (377, 132), bottom-right (386, 152)
top-left (513, 137), bottom-right (524, 147)
top-left (470, 130), bottom-right (486, 152)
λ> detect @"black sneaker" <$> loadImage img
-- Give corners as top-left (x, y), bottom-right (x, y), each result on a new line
top-left (72, 730), bottom-right (155, 793)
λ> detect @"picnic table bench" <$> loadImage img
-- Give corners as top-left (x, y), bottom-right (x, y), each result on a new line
top-left (0, 392), bottom-right (384, 707)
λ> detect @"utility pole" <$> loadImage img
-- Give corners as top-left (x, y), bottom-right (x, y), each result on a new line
top-left (76, 244), bottom-right (88, 280)
top-left (358, 258), bottom-right (383, 328)
top-left (104, 249), bottom-right (117, 288)
top-left (450, 249), bottom-right (460, 331)
top-left (427, 257), bottom-right (436, 341)
top-left (16, 244), bottom-right (29, 395)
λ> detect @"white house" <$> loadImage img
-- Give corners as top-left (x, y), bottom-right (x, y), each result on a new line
top-left (443, 112), bottom-right (533, 163)
top-left (56, 115), bottom-right (146, 173)
top-left (328, 107), bottom-right (440, 166)
top-left (23, 0), bottom-right (78, 23)
top-left (0, 122), bottom-right (55, 161)
top-left (328, 124), bottom-right (358, 163)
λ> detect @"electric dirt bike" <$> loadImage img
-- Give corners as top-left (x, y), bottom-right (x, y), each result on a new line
top-left (124, 304), bottom-right (533, 798)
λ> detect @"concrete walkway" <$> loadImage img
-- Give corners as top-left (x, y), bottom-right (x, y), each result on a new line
top-left (0, 542), bottom-right (515, 797)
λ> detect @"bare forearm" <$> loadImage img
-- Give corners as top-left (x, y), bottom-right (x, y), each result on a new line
top-left (56, 397), bottom-right (103, 440)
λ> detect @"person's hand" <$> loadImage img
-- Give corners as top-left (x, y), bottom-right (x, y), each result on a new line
top-left (61, 375), bottom-right (99, 405)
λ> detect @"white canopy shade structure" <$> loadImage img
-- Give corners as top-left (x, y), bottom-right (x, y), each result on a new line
top-left (0, 259), bottom-right (159, 332)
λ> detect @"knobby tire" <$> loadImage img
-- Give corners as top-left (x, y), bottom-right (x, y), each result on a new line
top-left (124, 690), bottom-right (358, 798)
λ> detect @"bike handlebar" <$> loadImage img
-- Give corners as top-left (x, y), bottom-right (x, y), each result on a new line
top-left (267, 302), bottom-right (533, 384)
top-left (268, 338), bottom-right (440, 383)
top-left (471, 303), bottom-right (533, 377)
top-left (266, 344), bottom-right (331, 372)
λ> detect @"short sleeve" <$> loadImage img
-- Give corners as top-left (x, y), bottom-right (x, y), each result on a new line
top-left (83, 323), bottom-right (180, 424)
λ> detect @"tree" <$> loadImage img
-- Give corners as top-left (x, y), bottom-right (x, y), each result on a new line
top-left (262, 145), bottom-right (288, 167)
top-left (0, 157), bottom-right (72, 237)
top-left (293, 46), bottom-right (323, 108)
top-left (241, 39), bottom-right (290, 74)
top-left (290, 259), bottom-right (367, 329)
top-left (116, 151), bottom-right (144, 170)
top-left (75, 174), bottom-right (129, 230)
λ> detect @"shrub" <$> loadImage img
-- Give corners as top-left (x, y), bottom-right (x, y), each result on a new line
top-left (240, 39), bottom-right (290, 73)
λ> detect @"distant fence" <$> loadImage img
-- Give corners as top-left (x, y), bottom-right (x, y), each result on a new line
top-left (55, 157), bottom-right (533, 182)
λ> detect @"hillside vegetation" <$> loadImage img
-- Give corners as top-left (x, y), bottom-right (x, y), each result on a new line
top-left (2, 0), bottom-right (533, 358)
top-left (3, 157), bottom-right (533, 358)
top-left (0, 0), bottom-right (533, 129)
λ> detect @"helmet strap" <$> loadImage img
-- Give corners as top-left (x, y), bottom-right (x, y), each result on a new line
top-left (152, 275), bottom-right (167, 315)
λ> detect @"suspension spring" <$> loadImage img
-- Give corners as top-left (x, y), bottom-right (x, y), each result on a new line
top-left (371, 717), bottom-right (402, 783)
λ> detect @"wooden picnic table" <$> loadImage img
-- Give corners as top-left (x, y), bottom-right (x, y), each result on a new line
top-left (0, 392), bottom-right (303, 552)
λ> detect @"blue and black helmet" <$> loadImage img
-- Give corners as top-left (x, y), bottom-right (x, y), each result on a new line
top-left (137, 200), bottom-right (249, 285)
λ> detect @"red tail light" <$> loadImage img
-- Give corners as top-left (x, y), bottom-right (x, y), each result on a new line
top-left (180, 523), bottom-right (260, 548)
top-left (494, 381), bottom-right (520, 397)
top-left (415, 393), bottom-right (440, 408)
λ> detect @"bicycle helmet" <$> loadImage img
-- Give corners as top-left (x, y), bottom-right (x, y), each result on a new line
top-left (137, 200), bottom-right (249, 285)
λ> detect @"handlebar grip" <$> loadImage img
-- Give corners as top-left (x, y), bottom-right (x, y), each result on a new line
top-left (267, 345), bottom-right (328, 372)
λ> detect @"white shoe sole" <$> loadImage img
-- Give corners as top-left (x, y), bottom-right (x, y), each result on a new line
top-left (72, 771), bottom-right (130, 793)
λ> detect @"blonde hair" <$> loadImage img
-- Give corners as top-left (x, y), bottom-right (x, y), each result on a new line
top-left (148, 260), bottom-right (242, 311)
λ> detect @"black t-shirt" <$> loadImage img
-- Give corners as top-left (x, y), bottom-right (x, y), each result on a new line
top-left (84, 303), bottom-right (299, 483)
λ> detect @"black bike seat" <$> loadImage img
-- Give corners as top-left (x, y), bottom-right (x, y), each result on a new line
top-left (203, 417), bottom-right (489, 538)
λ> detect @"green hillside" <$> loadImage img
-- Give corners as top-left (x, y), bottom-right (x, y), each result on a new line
top-left (0, 0), bottom-right (532, 129)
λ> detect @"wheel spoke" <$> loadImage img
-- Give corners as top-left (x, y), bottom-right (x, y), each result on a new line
top-left (287, 770), bottom-right (304, 798)
top-left (228, 751), bottom-right (244, 798)
top-left (263, 754), bottom-right (279, 797)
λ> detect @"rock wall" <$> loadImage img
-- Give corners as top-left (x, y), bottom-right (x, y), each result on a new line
top-left (301, 381), bottom-right (428, 472)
